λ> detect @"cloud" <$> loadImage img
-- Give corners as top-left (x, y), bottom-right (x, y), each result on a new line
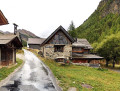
top-left (0, 0), bottom-right (101, 38)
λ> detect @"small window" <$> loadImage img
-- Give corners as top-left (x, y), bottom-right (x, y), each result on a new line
top-left (72, 47), bottom-right (82, 51)
top-left (84, 51), bottom-right (88, 54)
top-left (54, 45), bottom-right (64, 52)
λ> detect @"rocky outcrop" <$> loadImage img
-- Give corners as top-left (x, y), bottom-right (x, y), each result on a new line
top-left (98, 0), bottom-right (120, 17)
top-left (17, 29), bottom-right (38, 38)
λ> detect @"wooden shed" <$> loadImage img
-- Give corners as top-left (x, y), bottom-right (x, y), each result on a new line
top-left (0, 35), bottom-right (22, 66)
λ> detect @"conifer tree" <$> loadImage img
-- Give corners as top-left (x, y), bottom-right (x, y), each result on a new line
top-left (68, 21), bottom-right (77, 38)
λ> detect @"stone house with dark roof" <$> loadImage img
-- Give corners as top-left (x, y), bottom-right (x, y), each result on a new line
top-left (39, 26), bottom-right (103, 64)
top-left (40, 26), bottom-right (74, 60)
top-left (27, 26), bottom-right (103, 64)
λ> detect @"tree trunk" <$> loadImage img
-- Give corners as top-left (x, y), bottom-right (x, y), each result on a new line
top-left (116, 60), bottom-right (119, 64)
top-left (106, 60), bottom-right (109, 67)
top-left (113, 60), bottom-right (115, 68)
top-left (106, 58), bottom-right (110, 67)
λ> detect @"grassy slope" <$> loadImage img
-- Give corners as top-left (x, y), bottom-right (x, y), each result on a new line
top-left (30, 49), bottom-right (120, 91)
top-left (42, 59), bottom-right (120, 91)
top-left (0, 58), bottom-right (23, 81)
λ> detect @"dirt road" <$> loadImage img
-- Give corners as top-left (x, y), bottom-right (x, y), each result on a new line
top-left (0, 50), bottom-right (57, 91)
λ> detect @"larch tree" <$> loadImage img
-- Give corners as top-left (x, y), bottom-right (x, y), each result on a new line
top-left (68, 21), bottom-right (77, 38)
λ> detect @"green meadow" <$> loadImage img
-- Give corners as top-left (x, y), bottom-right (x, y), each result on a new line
top-left (30, 49), bottom-right (120, 91)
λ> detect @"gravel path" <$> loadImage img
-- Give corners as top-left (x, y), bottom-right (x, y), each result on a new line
top-left (16, 53), bottom-right (25, 61)
top-left (0, 50), bottom-right (57, 91)
top-left (110, 69), bottom-right (120, 73)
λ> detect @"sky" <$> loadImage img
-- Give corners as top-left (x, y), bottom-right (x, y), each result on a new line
top-left (0, 0), bottom-right (101, 38)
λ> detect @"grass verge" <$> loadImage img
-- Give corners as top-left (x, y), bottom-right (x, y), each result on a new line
top-left (101, 63), bottom-right (120, 70)
top-left (16, 49), bottom-right (24, 54)
top-left (29, 49), bottom-right (120, 91)
top-left (0, 58), bottom-right (23, 81)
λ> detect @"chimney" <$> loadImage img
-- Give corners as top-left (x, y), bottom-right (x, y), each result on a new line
top-left (74, 37), bottom-right (77, 42)
top-left (76, 38), bottom-right (77, 42)
top-left (13, 23), bottom-right (18, 35)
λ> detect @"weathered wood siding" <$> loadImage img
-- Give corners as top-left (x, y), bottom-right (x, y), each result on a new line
top-left (29, 44), bottom-right (40, 50)
top-left (72, 47), bottom-right (90, 54)
top-left (72, 59), bottom-right (88, 63)
top-left (48, 31), bottom-right (71, 44)
top-left (1, 48), bottom-right (13, 66)
top-left (72, 59), bottom-right (100, 64)
top-left (72, 47), bottom-right (84, 53)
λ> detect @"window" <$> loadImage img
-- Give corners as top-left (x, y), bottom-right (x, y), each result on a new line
top-left (84, 51), bottom-right (88, 54)
top-left (54, 45), bottom-right (64, 52)
top-left (72, 47), bottom-right (82, 51)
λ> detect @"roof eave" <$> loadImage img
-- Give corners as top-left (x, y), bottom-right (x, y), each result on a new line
top-left (41, 26), bottom-right (74, 46)
top-left (7, 36), bottom-right (23, 48)
top-left (0, 10), bottom-right (9, 25)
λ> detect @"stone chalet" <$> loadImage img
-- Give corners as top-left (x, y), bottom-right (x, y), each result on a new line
top-left (28, 26), bottom-right (103, 64)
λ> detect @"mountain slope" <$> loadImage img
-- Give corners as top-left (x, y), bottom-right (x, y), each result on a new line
top-left (0, 29), bottom-right (39, 46)
top-left (17, 29), bottom-right (39, 46)
top-left (17, 29), bottom-right (39, 41)
top-left (75, 0), bottom-right (120, 44)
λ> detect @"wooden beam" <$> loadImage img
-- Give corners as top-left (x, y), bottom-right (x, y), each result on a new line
top-left (0, 48), bottom-right (1, 65)
top-left (13, 49), bottom-right (15, 64)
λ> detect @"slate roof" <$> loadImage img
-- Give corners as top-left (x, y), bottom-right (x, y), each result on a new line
top-left (0, 34), bottom-right (22, 47)
top-left (28, 38), bottom-right (46, 45)
top-left (72, 39), bottom-right (93, 49)
top-left (41, 26), bottom-right (74, 46)
top-left (0, 35), bottom-right (17, 44)
top-left (72, 54), bottom-right (103, 60)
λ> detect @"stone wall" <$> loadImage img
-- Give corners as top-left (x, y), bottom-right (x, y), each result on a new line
top-left (41, 44), bottom-right (72, 60)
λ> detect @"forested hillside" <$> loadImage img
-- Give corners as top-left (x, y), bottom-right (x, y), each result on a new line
top-left (71, 0), bottom-right (120, 44)
top-left (69, 0), bottom-right (120, 67)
